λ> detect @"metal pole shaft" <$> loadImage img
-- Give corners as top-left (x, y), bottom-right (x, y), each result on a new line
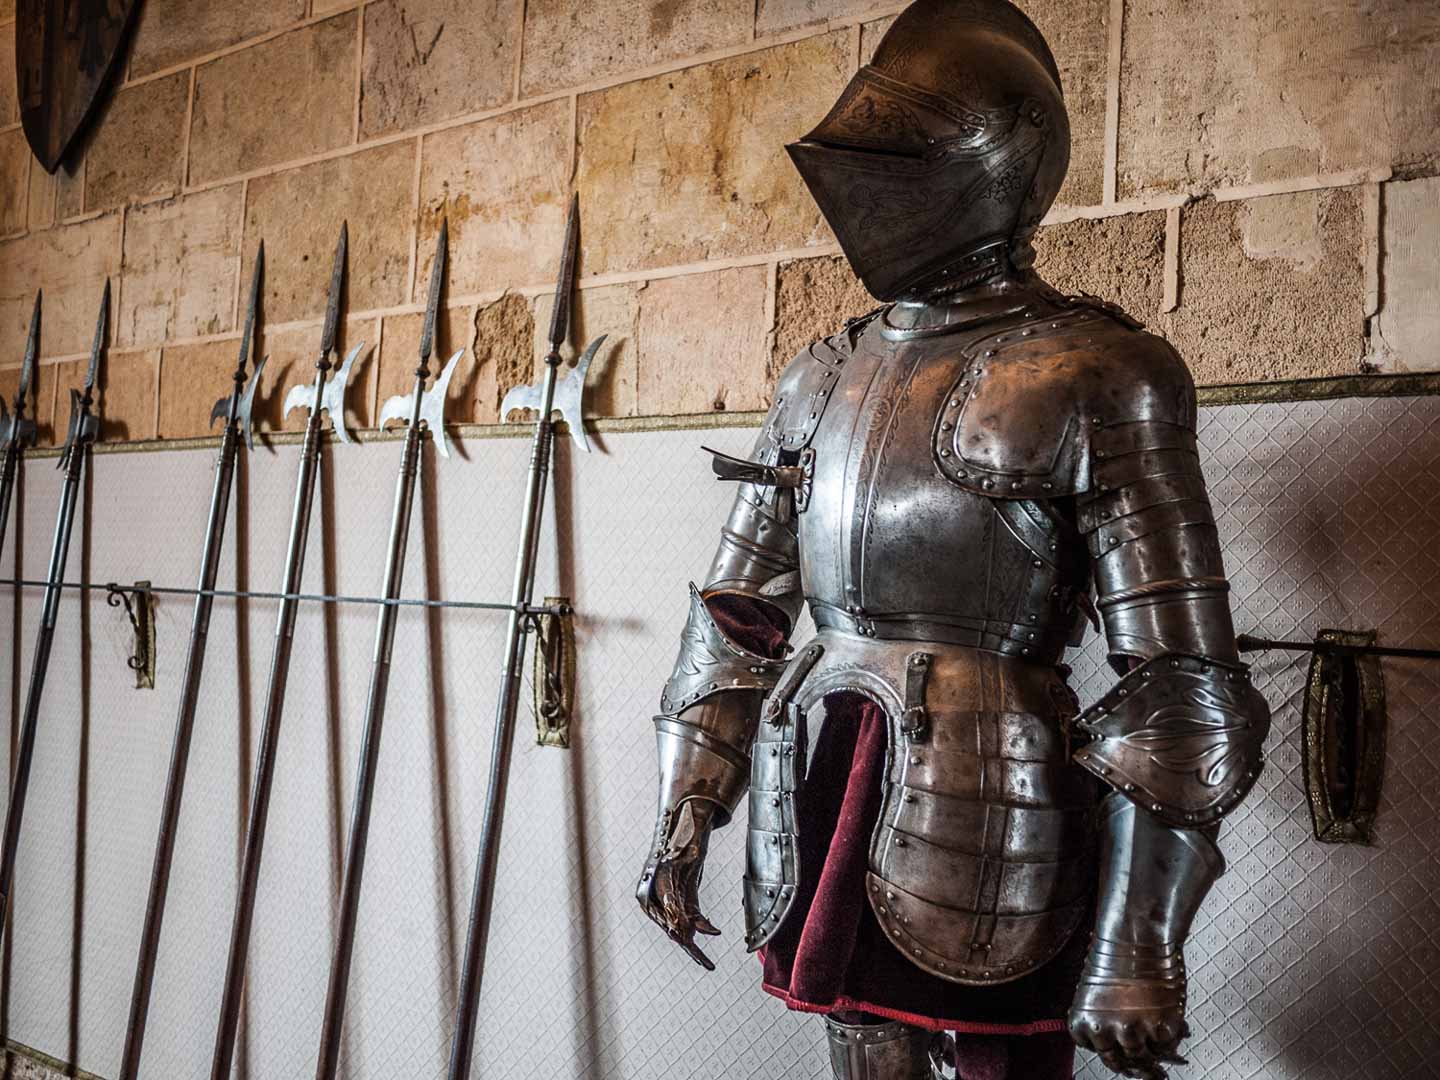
top-left (314, 423), bottom-right (423, 1080)
top-left (211, 399), bottom-right (327, 1080)
top-left (448, 360), bottom-right (561, 1080)
top-left (120, 424), bottom-right (242, 1079)
top-left (0, 444), bottom-right (87, 937)
top-left (0, 445), bottom-right (19, 567)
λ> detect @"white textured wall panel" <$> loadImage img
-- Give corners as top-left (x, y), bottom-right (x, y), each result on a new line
top-left (0, 395), bottom-right (1437, 1080)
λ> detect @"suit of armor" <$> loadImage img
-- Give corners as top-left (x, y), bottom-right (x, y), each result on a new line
top-left (637, 3), bottom-right (1270, 1078)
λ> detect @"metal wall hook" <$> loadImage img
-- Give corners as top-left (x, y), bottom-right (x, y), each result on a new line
top-left (106, 581), bottom-right (156, 689)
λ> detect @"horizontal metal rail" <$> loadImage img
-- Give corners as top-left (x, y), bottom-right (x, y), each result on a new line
top-left (1237, 633), bottom-right (1440, 661)
top-left (0, 577), bottom-right (569, 617)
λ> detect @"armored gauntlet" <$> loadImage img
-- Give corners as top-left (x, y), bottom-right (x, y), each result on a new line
top-left (1067, 360), bottom-right (1270, 1078)
top-left (638, 454), bottom-right (802, 969)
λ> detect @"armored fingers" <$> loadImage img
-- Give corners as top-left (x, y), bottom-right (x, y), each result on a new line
top-left (638, 463), bottom-right (802, 969)
top-left (1067, 373), bottom-right (1270, 1078)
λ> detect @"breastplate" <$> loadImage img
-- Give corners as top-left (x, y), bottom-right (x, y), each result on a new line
top-left (795, 314), bottom-right (1089, 663)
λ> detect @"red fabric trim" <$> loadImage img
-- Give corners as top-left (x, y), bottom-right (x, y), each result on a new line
top-left (759, 981), bottom-right (1068, 1037)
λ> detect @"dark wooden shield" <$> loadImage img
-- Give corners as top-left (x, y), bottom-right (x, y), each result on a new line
top-left (15, 0), bottom-right (143, 174)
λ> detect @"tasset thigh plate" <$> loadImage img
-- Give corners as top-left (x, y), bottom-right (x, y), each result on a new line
top-left (862, 640), bottom-right (1095, 984)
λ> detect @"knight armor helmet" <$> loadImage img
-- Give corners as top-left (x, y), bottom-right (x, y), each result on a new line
top-left (638, 3), bottom-right (1270, 1079)
top-left (787, 0), bottom-right (1070, 300)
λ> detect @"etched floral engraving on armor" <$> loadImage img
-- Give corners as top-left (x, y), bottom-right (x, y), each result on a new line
top-left (981, 159), bottom-right (1028, 201)
top-left (836, 95), bottom-right (926, 141)
top-left (1129, 684), bottom-right (1253, 788)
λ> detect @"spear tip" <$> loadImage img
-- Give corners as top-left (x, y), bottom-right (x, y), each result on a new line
top-left (321, 223), bottom-right (349, 358)
top-left (546, 196), bottom-right (581, 353)
top-left (420, 219), bottom-right (448, 364)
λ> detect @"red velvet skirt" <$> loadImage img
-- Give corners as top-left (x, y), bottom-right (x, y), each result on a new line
top-left (757, 692), bottom-right (1086, 1076)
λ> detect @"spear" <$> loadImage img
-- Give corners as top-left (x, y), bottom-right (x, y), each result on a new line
top-left (447, 195), bottom-right (603, 1080)
top-left (0, 292), bottom-right (41, 566)
top-left (313, 222), bottom-right (463, 1080)
top-left (119, 247), bottom-right (269, 1080)
top-left (0, 280), bottom-right (107, 940)
top-left (210, 225), bottom-right (364, 1080)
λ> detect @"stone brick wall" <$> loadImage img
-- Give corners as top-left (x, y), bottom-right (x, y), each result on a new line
top-left (0, 0), bottom-right (1436, 448)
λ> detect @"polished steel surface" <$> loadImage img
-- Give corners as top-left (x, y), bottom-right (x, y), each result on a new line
top-left (1069, 796), bottom-right (1224, 1080)
top-left (825, 1016), bottom-right (935, 1080)
top-left (786, 0), bottom-right (1069, 301)
top-left (0, 282), bottom-right (104, 947)
top-left (210, 228), bottom-right (355, 1080)
top-left (315, 225), bottom-right (460, 1080)
top-left (119, 248), bottom-right (266, 1080)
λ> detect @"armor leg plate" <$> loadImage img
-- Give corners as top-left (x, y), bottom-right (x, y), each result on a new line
top-left (825, 1015), bottom-right (936, 1080)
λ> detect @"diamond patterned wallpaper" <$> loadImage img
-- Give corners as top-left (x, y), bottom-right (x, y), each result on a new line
top-left (1, 395), bottom-right (1437, 1080)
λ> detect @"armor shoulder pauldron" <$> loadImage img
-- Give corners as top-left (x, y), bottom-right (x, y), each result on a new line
top-left (763, 327), bottom-right (862, 454)
top-left (932, 311), bottom-right (1194, 498)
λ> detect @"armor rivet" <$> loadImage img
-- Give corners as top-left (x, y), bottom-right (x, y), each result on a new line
top-left (910, 755), bottom-right (921, 765)
top-left (984, 480), bottom-right (995, 490)
top-left (1011, 482), bottom-right (1021, 491)
top-left (1032, 559), bottom-right (1042, 568)
top-left (904, 793), bottom-right (916, 803)
top-left (1020, 647), bottom-right (1030, 655)
top-left (940, 449), bottom-right (951, 458)
top-left (1092, 417), bottom-right (1102, 426)
top-left (895, 837), bottom-right (907, 847)
top-left (1108, 537), bottom-right (1118, 546)
top-left (942, 422), bottom-right (953, 431)
top-left (886, 891), bottom-right (896, 901)
top-left (914, 949), bottom-right (923, 957)
top-left (1124, 783), bottom-right (1136, 792)
top-left (772, 797), bottom-right (780, 807)
top-left (1118, 688), bottom-right (1127, 696)
top-left (950, 398), bottom-right (961, 408)
top-left (984, 350), bottom-right (995, 358)
top-left (1027, 632), bottom-right (1035, 641)
top-left (1153, 803), bottom-right (1163, 813)
top-left (770, 748), bottom-right (778, 757)
top-left (1021, 329), bottom-right (1032, 337)
top-left (767, 888), bottom-right (776, 898)
top-left (1027, 614), bottom-right (1037, 622)
top-left (879, 906), bottom-right (888, 915)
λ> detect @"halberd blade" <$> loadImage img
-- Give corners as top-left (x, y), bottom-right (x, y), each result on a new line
top-left (85, 279), bottom-right (110, 396)
top-left (321, 223), bottom-right (348, 360)
top-left (421, 220), bottom-right (448, 365)
top-left (420, 348), bottom-right (464, 459)
top-left (547, 194), bottom-right (580, 352)
top-left (18, 290), bottom-right (40, 411)
top-left (322, 342), bottom-right (365, 444)
top-left (498, 378), bottom-right (544, 420)
top-left (238, 357), bottom-right (268, 452)
top-left (237, 243), bottom-right (264, 378)
top-left (550, 334), bottom-right (603, 454)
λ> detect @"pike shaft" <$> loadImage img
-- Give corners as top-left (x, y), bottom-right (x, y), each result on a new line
top-left (120, 422), bottom-right (244, 1080)
top-left (448, 357), bottom-right (561, 1080)
top-left (0, 443), bottom-right (88, 937)
top-left (211, 383), bottom-right (328, 1080)
top-left (0, 444), bottom-right (19, 566)
top-left (314, 419), bottom-right (424, 1080)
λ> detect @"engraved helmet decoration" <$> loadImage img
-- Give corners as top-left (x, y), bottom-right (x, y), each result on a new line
top-left (787, 0), bottom-right (1070, 301)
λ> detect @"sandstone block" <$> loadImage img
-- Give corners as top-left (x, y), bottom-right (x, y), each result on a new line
top-left (1033, 211), bottom-right (1166, 320)
top-left (418, 99), bottom-right (570, 299)
top-left (376, 304), bottom-right (479, 425)
top-left (636, 267), bottom-right (770, 415)
top-left (243, 141), bottom-right (416, 324)
top-left (55, 160), bottom-right (83, 220)
top-left (773, 256), bottom-right (873, 376)
top-left (156, 339), bottom-right (244, 439)
top-left (520, 0), bottom-right (751, 97)
top-left (1371, 177), bottom-right (1440, 373)
top-left (1159, 190), bottom-right (1365, 385)
top-left (254, 316), bottom-right (379, 433)
top-left (359, 0), bottom-right (519, 139)
top-left (0, 360), bottom-right (56, 443)
top-left (0, 214), bottom-right (120, 359)
top-left (0, 32), bottom-right (17, 124)
top-left (470, 292), bottom-right (536, 424)
top-left (84, 71), bottom-right (189, 211)
top-left (129, 0), bottom-right (307, 78)
top-left (576, 34), bottom-right (851, 275)
top-left (51, 348), bottom-right (158, 444)
top-left (531, 283), bottom-right (640, 420)
top-left (0, 129), bottom-right (26, 237)
top-left (190, 14), bottom-right (357, 187)
top-left (119, 186), bottom-right (244, 347)
top-left (759, 0), bottom-right (876, 35)
top-left (1118, 0), bottom-right (1440, 198)
top-left (27, 158), bottom-right (54, 231)
top-left (862, 0), bottom-right (1108, 208)
top-left (0, 0), bottom-right (13, 21)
